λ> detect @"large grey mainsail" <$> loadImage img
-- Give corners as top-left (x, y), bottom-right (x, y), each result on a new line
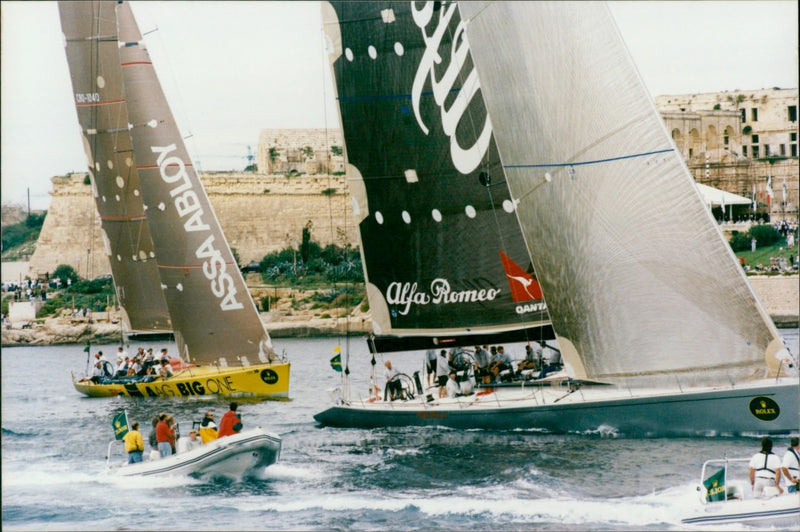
top-left (58, 1), bottom-right (171, 332)
top-left (459, 1), bottom-right (785, 385)
top-left (322, 2), bottom-right (551, 351)
top-left (115, 1), bottom-right (274, 364)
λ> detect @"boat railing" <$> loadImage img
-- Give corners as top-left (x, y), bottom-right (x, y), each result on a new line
top-left (697, 457), bottom-right (752, 505)
top-left (105, 440), bottom-right (125, 471)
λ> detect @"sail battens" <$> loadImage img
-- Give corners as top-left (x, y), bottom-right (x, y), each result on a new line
top-left (75, 98), bottom-right (126, 107)
top-left (99, 214), bottom-right (148, 222)
top-left (58, 0), bottom-right (171, 333)
top-left (459, 1), bottom-right (780, 384)
top-left (114, 0), bottom-right (274, 364)
top-left (156, 263), bottom-right (235, 270)
top-left (325, 1), bottom-right (551, 342)
top-left (337, 88), bottom-right (461, 102)
top-left (503, 148), bottom-right (674, 169)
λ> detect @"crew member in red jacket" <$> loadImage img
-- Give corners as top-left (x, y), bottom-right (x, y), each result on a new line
top-left (218, 402), bottom-right (242, 438)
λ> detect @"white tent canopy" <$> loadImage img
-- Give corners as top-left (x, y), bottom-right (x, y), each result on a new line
top-left (695, 183), bottom-right (753, 207)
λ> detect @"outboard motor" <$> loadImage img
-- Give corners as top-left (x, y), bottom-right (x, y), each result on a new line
top-left (413, 371), bottom-right (423, 395)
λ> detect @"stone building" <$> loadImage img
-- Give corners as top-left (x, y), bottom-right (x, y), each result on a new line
top-left (656, 88), bottom-right (798, 221)
top-left (257, 128), bottom-right (345, 175)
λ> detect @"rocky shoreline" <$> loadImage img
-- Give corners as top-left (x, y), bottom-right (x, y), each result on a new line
top-left (2, 275), bottom-right (797, 347)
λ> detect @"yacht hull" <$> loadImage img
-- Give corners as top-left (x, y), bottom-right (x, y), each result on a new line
top-left (315, 380), bottom-right (799, 436)
top-left (74, 362), bottom-right (290, 399)
top-left (108, 428), bottom-right (281, 480)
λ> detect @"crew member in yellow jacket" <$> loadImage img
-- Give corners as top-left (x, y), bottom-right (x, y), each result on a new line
top-left (123, 421), bottom-right (145, 463)
top-left (199, 411), bottom-right (218, 443)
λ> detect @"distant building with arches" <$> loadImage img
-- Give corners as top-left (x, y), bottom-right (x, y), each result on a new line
top-left (656, 88), bottom-right (798, 221)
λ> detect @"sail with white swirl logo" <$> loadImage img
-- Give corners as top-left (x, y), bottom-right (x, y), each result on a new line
top-left (63, 1), bottom-right (290, 399)
top-left (314, 1), bottom-right (799, 435)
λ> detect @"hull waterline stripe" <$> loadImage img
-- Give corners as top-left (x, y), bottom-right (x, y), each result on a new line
top-left (682, 507), bottom-right (799, 524)
top-left (121, 62), bottom-right (152, 67)
top-left (503, 148), bottom-right (674, 169)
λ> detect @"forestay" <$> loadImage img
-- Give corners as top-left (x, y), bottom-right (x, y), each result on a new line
top-left (322, 2), bottom-right (551, 352)
top-left (460, 1), bottom-right (785, 385)
top-left (115, 2), bottom-right (274, 364)
top-left (58, 1), bottom-right (171, 333)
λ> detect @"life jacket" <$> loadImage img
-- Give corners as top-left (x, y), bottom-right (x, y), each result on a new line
top-left (199, 419), bottom-right (218, 444)
top-left (755, 452), bottom-right (776, 479)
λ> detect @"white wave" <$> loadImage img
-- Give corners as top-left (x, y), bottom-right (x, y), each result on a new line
top-left (261, 463), bottom-right (317, 480)
top-left (225, 486), bottom-right (700, 528)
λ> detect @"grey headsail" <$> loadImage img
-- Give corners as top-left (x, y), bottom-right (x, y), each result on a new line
top-left (58, 1), bottom-right (171, 332)
top-left (322, 2), bottom-right (552, 352)
top-left (459, 1), bottom-right (786, 385)
top-left (115, 1), bottom-right (274, 365)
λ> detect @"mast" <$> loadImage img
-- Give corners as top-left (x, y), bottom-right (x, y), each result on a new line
top-left (115, 1), bottom-right (274, 365)
top-left (58, 0), bottom-right (171, 333)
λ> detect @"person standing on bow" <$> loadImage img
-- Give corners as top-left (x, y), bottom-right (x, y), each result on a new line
top-left (123, 421), bottom-right (144, 464)
top-left (780, 436), bottom-right (800, 493)
top-left (218, 403), bottom-right (243, 438)
top-left (749, 437), bottom-right (783, 497)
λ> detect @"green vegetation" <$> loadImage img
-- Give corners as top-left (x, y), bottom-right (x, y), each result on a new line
top-left (258, 223), bottom-right (363, 287)
top-left (83, 174), bottom-right (91, 185)
top-left (331, 145), bottom-right (343, 157)
top-left (1, 212), bottom-right (46, 255)
top-left (729, 225), bottom-right (798, 271)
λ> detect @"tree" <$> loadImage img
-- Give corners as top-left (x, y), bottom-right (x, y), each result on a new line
top-left (331, 145), bottom-right (343, 157)
top-left (53, 264), bottom-right (79, 285)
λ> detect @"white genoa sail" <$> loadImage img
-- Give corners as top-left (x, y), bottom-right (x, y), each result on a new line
top-left (313, 1), bottom-right (797, 434)
top-left (322, 1), bottom-right (552, 353)
top-left (459, 1), bottom-right (788, 386)
top-left (114, 1), bottom-right (274, 365)
top-left (58, 1), bottom-right (171, 333)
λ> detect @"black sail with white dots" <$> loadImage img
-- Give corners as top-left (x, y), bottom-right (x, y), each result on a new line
top-left (114, 1), bottom-right (274, 365)
top-left (58, 1), bottom-right (171, 333)
top-left (322, 2), bottom-right (552, 351)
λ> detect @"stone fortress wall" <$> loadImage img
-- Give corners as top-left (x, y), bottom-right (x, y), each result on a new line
top-left (30, 171), bottom-right (358, 279)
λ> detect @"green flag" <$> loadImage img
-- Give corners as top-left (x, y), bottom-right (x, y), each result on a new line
top-left (330, 346), bottom-right (342, 372)
top-left (83, 342), bottom-right (91, 353)
top-left (703, 467), bottom-right (726, 502)
top-left (112, 411), bottom-right (129, 441)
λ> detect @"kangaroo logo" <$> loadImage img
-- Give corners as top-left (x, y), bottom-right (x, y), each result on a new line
top-left (499, 251), bottom-right (542, 302)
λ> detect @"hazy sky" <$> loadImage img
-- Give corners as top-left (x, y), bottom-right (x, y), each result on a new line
top-left (1, 1), bottom-right (797, 210)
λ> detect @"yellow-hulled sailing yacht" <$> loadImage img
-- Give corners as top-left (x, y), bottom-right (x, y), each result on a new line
top-left (61, 1), bottom-right (289, 399)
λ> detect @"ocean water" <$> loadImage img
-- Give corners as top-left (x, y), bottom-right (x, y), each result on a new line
top-left (2, 330), bottom-right (798, 531)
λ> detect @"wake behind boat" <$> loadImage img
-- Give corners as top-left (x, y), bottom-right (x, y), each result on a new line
top-left (681, 457), bottom-right (800, 527)
top-left (59, 0), bottom-right (290, 400)
top-left (314, 1), bottom-right (800, 434)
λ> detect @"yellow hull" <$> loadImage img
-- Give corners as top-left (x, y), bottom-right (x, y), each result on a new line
top-left (72, 362), bottom-right (290, 399)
